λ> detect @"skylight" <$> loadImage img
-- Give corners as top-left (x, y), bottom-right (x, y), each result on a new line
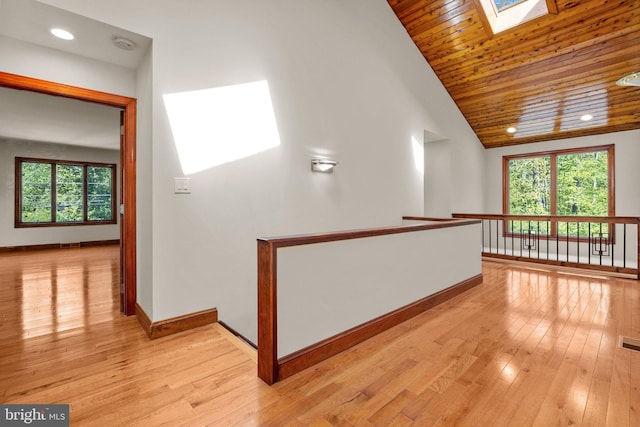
top-left (478, 0), bottom-right (550, 34)
top-left (493, 0), bottom-right (526, 12)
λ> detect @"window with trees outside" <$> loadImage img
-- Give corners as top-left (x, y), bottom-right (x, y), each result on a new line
top-left (503, 145), bottom-right (614, 238)
top-left (492, 0), bottom-right (526, 12)
top-left (16, 157), bottom-right (117, 227)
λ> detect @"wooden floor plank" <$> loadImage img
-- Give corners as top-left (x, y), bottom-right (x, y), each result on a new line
top-left (606, 286), bottom-right (632, 427)
top-left (1, 249), bottom-right (638, 426)
top-left (630, 352), bottom-right (640, 426)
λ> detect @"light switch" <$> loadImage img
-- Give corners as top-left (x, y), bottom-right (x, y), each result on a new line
top-left (174, 177), bottom-right (191, 194)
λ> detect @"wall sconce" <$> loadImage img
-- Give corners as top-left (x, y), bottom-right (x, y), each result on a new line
top-left (311, 159), bottom-right (337, 173)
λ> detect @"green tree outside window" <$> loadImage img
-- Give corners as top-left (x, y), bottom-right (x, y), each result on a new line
top-left (17, 158), bottom-right (116, 227)
top-left (21, 162), bottom-right (52, 223)
top-left (87, 166), bottom-right (113, 221)
top-left (56, 164), bottom-right (83, 222)
top-left (556, 151), bottom-right (609, 237)
top-left (504, 146), bottom-right (613, 237)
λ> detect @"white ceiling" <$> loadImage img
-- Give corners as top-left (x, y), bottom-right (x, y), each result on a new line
top-left (0, 0), bottom-right (152, 151)
top-left (0, 0), bottom-right (150, 69)
top-left (0, 86), bottom-right (122, 150)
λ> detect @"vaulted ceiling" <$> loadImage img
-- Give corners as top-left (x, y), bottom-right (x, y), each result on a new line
top-left (388, 0), bottom-right (640, 148)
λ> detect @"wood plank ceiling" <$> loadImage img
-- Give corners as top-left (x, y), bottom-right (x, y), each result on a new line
top-left (388, 0), bottom-right (640, 148)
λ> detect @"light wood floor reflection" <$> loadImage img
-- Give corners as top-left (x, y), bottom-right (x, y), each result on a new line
top-left (0, 248), bottom-right (638, 426)
top-left (0, 246), bottom-right (119, 340)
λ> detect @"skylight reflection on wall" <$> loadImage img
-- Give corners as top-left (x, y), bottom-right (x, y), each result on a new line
top-left (411, 136), bottom-right (424, 175)
top-left (164, 80), bottom-right (281, 175)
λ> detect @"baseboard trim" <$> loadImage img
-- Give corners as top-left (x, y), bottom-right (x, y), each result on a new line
top-left (135, 303), bottom-right (218, 339)
top-left (218, 320), bottom-right (257, 349)
top-left (0, 239), bottom-right (120, 253)
top-left (277, 273), bottom-right (483, 381)
top-left (135, 303), bottom-right (153, 336)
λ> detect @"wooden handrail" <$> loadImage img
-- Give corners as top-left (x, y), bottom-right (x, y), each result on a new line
top-left (402, 216), bottom-right (461, 222)
top-left (257, 217), bottom-right (481, 384)
top-left (257, 218), bottom-right (479, 248)
top-left (453, 213), bottom-right (640, 224)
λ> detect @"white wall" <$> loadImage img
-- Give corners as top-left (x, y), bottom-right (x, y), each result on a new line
top-left (483, 130), bottom-right (640, 216)
top-left (134, 44), bottom-right (154, 317)
top-left (0, 139), bottom-right (119, 246)
top-left (424, 137), bottom-right (453, 217)
top-left (31, 0), bottom-right (486, 342)
top-left (0, 35), bottom-right (136, 97)
top-left (277, 223), bottom-right (481, 357)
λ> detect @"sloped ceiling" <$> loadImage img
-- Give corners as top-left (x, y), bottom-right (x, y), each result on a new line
top-left (388, 0), bottom-right (640, 148)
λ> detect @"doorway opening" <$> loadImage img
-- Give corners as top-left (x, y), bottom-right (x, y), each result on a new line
top-left (0, 71), bottom-right (137, 315)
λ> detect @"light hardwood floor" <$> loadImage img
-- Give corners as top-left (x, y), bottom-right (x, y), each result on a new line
top-left (0, 246), bottom-right (638, 426)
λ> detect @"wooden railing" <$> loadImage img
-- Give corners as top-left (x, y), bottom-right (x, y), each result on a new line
top-left (453, 213), bottom-right (640, 279)
top-left (257, 218), bottom-right (482, 384)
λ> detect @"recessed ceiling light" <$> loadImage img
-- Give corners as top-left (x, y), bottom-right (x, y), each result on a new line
top-left (507, 127), bottom-right (517, 134)
top-left (580, 114), bottom-right (594, 121)
top-left (51, 28), bottom-right (74, 40)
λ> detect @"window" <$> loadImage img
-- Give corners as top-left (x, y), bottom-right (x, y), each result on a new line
top-left (492, 0), bottom-right (526, 12)
top-left (503, 145), bottom-right (614, 237)
top-left (16, 157), bottom-right (116, 227)
top-left (476, 0), bottom-right (552, 34)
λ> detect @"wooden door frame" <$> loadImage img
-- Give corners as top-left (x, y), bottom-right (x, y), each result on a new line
top-left (0, 71), bottom-right (137, 315)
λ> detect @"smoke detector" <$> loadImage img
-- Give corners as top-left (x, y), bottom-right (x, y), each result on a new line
top-left (112, 36), bottom-right (137, 51)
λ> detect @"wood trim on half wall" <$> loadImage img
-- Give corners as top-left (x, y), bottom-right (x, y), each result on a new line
top-left (257, 219), bottom-right (483, 385)
top-left (0, 71), bottom-right (138, 316)
top-left (135, 303), bottom-right (219, 339)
